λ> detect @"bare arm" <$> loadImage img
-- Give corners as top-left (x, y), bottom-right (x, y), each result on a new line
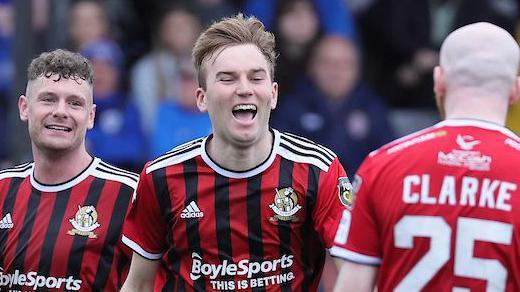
top-left (121, 252), bottom-right (160, 292)
top-left (333, 259), bottom-right (378, 292)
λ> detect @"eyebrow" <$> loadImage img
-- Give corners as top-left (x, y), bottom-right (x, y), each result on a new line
top-left (36, 91), bottom-right (88, 102)
top-left (215, 68), bottom-right (268, 76)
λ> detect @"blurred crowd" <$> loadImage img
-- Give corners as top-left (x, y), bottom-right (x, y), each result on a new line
top-left (0, 0), bottom-right (519, 177)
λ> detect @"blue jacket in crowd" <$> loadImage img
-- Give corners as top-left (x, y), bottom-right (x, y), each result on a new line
top-left (151, 101), bottom-right (212, 159)
top-left (87, 92), bottom-right (146, 171)
top-left (272, 81), bottom-right (395, 173)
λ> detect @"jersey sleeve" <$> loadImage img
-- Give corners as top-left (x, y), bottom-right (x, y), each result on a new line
top-left (330, 157), bottom-right (383, 265)
top-left (312, 158), bottom-right (349, 248)
top-left (122, 165), bottom-right (167, 260)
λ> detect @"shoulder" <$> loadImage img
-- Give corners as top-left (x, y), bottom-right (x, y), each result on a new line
top-left (146, 137), bottom-right (205, 174)
top-left (0, 162), bottom-right (33, 180)
top-left (371, 124), bottom-right (447, 158)
top-left (276, 130), bottom-right (337, 172)
top-left (92, 160), bottom-right (139, 190)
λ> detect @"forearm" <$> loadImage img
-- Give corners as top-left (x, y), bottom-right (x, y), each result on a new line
top-left (334, 260), bottom-right (377, 292)
top-left (121, 252), bottom-right (159, 292)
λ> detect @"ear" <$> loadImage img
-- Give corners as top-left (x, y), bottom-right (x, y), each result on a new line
top-left (270, 82), bottom-right (279, 110)
top-left (433, 66), bottom-right (445, 100)
top-left (433, 66), bottom-right (447, 119)
top-left (508, 76), bottom-right (520, 105)
top-left (87, 104), bottom-right (96, 130)
top-left (19, 95), bottom-right (29, 122)
top-left (196, 87), bottom-right (208, 112)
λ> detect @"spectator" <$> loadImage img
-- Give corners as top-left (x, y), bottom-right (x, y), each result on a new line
top-left (245, 0), bottom-right (357, 96)
top-left (150, 63), bottom-right (211, 158)
top-left (243, 0), bottom-right (356, 37)
top-left (180, 0), bottom-right (237, 27)
top-left (130, 5), bottom-right (201, 134)
top-left (361, 0), bottom-right (518, 108)
top-left (272, 0), bottom-right (320, 97)
top-left (83, 40), bottom-right (146, 172)
top-left (68, 0), bottom-right (111, 50)
top-left (273, 35), bottom-right (394, 173)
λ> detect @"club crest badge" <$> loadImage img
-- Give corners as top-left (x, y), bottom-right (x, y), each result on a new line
top-left (269, 187), bottom-right (302, 222)
top-left (68, 205), bottom-right (100, 238)
top-left (338, 177), bottom-right (354, 209)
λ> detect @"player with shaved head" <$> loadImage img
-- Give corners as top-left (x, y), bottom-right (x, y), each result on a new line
top-left (332, 22), bottom-right (520, 291)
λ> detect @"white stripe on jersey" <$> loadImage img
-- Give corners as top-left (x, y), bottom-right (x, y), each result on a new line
top-left (95, 163), bottom-right (139, 190)
top-left (0, 163), bottom-right (33, 180)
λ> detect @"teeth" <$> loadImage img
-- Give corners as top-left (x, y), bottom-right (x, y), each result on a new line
top-left (46, 125), bottom-right (71, 131)
top-left (233, 104), bottom-right (257, 111)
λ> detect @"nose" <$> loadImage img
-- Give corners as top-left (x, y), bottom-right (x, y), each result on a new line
top-left (52, 100), bottom-right (68, 118)
top-left (236, 77), bottom-right (253, 97)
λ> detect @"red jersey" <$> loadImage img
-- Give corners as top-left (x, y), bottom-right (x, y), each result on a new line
top-left (123, 129), bottom-right (349, 291)
top-left (331, 119), bottom-right (520, 291)
top-left (0, 157), bottom-right (138, 291)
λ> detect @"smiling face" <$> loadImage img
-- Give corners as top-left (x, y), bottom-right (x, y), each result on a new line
top-left (196, 44), bottom-right (278, 147)
top-left (19, 75), bottom-right (96, 156)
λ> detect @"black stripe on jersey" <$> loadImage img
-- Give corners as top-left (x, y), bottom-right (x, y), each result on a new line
top-left (278, 158), bottom-right (293, 292)
top-left (67, 178), bottom-right (106, 280)
top-left (0, 177), bottom-right (24, 267)
top-left (282, 133), bottom-right (335, 161)
top-left (0, 163), bottom-right (32, 175)
top-left (165, 138), bottom-right (204, 156)
top-left (98, 161), bottom-right (139, 180)
top-left (301, 165), bottom-right (321, 292)
top-left (247, 173), bottom-right (265, 291)
top-left (183, 159), bottom-right (205, 291)
top-left (96, 165), bottom-right (139, 184)
top-left (152, 167), bottom-right (180, 291)
top-left (92, 184), bottom-right (134, 290)
top-left (37, 189), bottom-right (72, 276)
top-left (215, 174), bottom-right (232, 280)
top-left (149, 139), bottom-right (204, 168)
top-left (12, 187), bottom-right (42, 271)
top-left (279, 142), bottom-right (332, 169)
top-left (163, 248), bottom-right (182, 292)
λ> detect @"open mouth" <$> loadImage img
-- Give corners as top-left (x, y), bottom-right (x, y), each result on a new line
top-left (232, 104), bottom-right (257, 121)
top-left (45, 125), bottom-right (72, 132)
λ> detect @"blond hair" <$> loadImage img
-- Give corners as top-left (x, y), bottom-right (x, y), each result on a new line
top-left (192, 14), bottom-right (276, 89)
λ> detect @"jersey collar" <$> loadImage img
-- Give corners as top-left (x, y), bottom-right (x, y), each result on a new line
top-left (436, 118), bottom-right (519, 140)
top-left (201, 129), bottom-right (280, 179)
top-left (30, 157), bottom-right (100, 192)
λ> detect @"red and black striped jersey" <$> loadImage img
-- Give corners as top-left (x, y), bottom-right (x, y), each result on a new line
top-left (0, 157), bottom-right (138, 292)
top-left (123, 129), bottom-right (350, 291)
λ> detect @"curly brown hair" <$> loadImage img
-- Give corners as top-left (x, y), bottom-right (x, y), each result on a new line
top-left (27, 49), bottom-right (93, 84)
top-left (192, 14), bottom-right (277, 89)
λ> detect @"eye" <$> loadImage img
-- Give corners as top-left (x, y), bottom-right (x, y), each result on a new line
top-left (69, 100), bottom-right (83, 107)
top-left (41, 96), bottom-right (54, 102)
top-left (250, 72), bottom-right (267, 82)
top-left (219, 76), bottom-right (234, 82)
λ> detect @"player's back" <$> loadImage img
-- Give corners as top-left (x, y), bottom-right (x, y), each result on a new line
top-left (349, 119), bottom-right (520, 292)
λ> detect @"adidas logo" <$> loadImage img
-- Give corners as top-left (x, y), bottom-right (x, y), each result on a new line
top-left (0, 213), bottom-right (13, 229)
top-left (180, 201), bottom-right (204, 219)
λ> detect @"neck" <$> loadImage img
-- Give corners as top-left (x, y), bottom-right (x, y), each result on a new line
top-left (32, 146), bottom-right (93, 185)
top-left (444, 92), bottom-right (508, 126)
top-left (207, 130), bottom-right (273, 172)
